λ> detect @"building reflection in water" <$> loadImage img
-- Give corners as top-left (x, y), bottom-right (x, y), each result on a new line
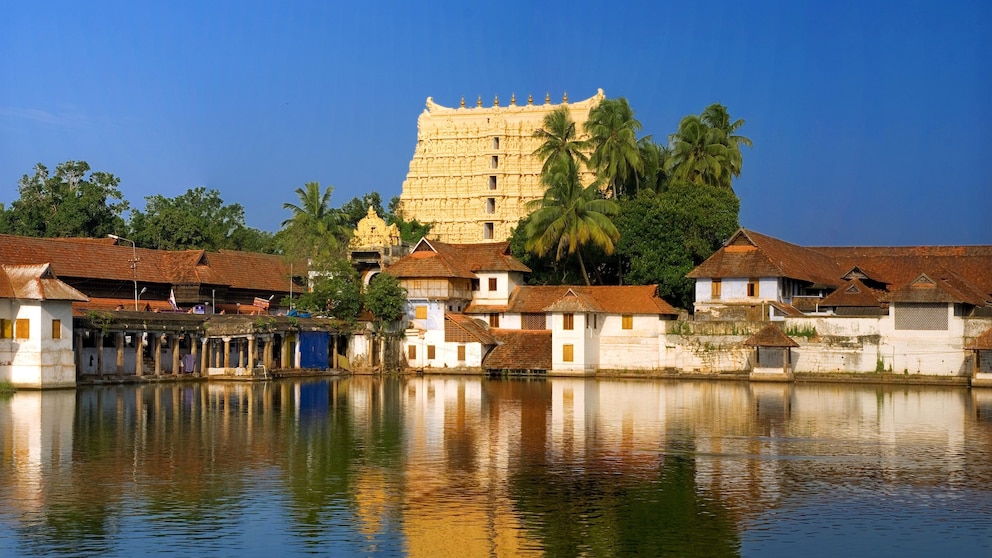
top-left (0, 378), bottom-right (989, 556)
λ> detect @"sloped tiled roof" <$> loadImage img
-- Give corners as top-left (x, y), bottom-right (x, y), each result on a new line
top-left (0, 263), bottom-right (88, 301)
top-left (483, 329), bottom-right (552, 370)
top-left (386, 238), bottom-right (530, 280)
top-left (744, 324), bottom-right (799, 348)
top-left (818, 278), bottom-right (887, 308)
top-left (966, 328), bottom-right (992, 351)
top-left (0, 234), bottom-right (300, 292)
top-left (687, 229), bottom-right (843, 288)
top-left (815, 245), bottom-right (992, 296)
top-left (882, 272), bottom-right (989, 306)
top-left (445, 313), bottom-right (498, 345)
top-left (768, 301), bottom-right (806, 317)
top-left (504, 284), bottom-right (679, 315)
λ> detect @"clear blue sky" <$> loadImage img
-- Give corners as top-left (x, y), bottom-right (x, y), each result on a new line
top-left (1, 1), bottom-right (989, 246)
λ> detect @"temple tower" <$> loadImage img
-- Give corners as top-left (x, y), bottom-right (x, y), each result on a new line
top-left (397, 89), bottom-right (605, 243)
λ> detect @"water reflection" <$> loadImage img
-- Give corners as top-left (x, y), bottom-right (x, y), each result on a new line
top-left (0, 378), bottom-right (989, 557)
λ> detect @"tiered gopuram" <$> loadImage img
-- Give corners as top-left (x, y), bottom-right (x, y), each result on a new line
top-left (397, 89), bottom-right (605, 243)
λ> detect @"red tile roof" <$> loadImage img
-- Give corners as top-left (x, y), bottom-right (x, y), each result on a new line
top-left (483, 329), bottom-right (552, 370)
top-left (0, 234), bottom-right (301, 293)
top-left (882, 272), bottom-right (989, 306)
top-left (818, 278), bottom-right (887, 308)
top-left (687, 229), bottom-right (843, 288)
top-left (0, 264), bottom-right (88, 301)
top-left (386, 238), bottom-right (530, 280)
top-left (445, 313), bottom-right (498, 345)
top-left (744, 324), bottom-right (799, 348)
top-left (505, 285), bottom-right (679, 315)
top-left (690, 229), bottom-right (992, 305)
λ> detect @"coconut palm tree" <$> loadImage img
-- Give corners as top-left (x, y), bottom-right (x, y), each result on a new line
top-left (666, 115), bottom-right (732, 189)
top-left (532, 106), bottom-right (589, 176)
top-left (524, 158), bottom-right (620, 285)
top-left (584, 98), bottom-right (644, 199)
top-left (281, 181), bottom-right (347, 260)
top-left (701, 103), bottom-right (751, 181)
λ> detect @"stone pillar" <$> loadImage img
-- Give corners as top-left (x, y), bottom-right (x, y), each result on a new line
top-left (248, 335), bottom-right (256, 369)
top-left (201, 338), bottom-right (209, 374)
top-left (135, 333), bottom-right (144, 377)
top-left (75, 330), bottom-right (84, 379)
top-left (116, 332), bottom-right (125, 375)
top-left (191, 337), bottom-right (199, 375)
top-left (223, 337), bottom-right (231, 368)
top-left (332, 335), bottom-right (338, 369)
top-left (96, 333), bottom-right (105, 377)
top-left (281, 334), bottom-right (291, 370)
top-left (172, 334), bottom-right (181, 376)
top-left (153, 334), bottom-right (162, 376)
top-left (263, 335), bottom-right (273, 369)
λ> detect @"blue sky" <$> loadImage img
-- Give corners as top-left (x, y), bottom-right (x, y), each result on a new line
top-left (1, 1), bottom-right (989, 246)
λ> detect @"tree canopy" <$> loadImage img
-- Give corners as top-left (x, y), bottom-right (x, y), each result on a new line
top-left (585, 98), bottom-right (645, 199)
top-left (666, 103), bottom-right (751, 190)
top-left (524, 157), bottom-right (620, 286)
top-left (0, 161), bottom-right (128, 238)
top-left (292, 256), bottom-right (363, 320)
top-left (128, 187), bottom-right (271, 252)
top-left (614, 182), bottom-right (740, 308)
top-left (364, 272), bottom-right (407, 325)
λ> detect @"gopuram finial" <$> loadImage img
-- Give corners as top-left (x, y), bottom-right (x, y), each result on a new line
top-left (510, 92), bottom-right (516, 106)
top-left (527, 93), bottom-right (533, 105)
top-left (545, 92), bottom-right (550, 104)
top-left (493, 94), bottom-right (499, 107)
top-left (477, 96), bottom-right (483, 107)
top-left (460, 96), bottom-right (465, 107)
top-left (562, 91), bottom-right (568, 103)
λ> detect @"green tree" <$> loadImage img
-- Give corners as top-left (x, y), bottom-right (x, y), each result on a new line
top-left (294, 256), bottom-right (362, 320)
top-left (667, 104), bottom-right (751, 190)
top-left (701, 103), bottom-right (752, 182)
top-left (340, 192), bottom-right (385, 229)
top-left (532, 106), bottom-right (590, 176)
top-left (129, 187), bottom-right (264, 251)
top-left (281, 182), bottom-right (348, 261)
top-left (364, 272), bottom-right (406, 325)
top-left (584, 98), bottom-right (644, 199)
top-left (614, 182), bottom-right (740, 308)
top-left (524, 158), bottom-right (620, 286)
top-left (1, 161), bottom-right (128, 238)
top-left (386, 196), bottom-right (433, 244)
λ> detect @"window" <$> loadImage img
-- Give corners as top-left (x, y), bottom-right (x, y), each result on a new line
top-left (408, 345), bottom-right (417, 360)
top-left (483, 222), bottom-right (494, 239)
top-left (747, 279), bottom-right (759, 297)
top-left (489, 175), bottom-right (497, 190)
top-left (711, 279), bottom-right (722, 299)
top-left (563, 313), bottom-right (574, 330)
top-left (622, 314), bottom-right (633, 330)
top-left (415, 305), bottom-right (428, 320)
top-left (488, 313), bottom-right (500, 328)
top-left (457, 345), bottom-right (466, 361)
top-left (522, 313), bottom-right (546, 329)
top-left (486, 198), bottom-right (495, 214)
top-left (51, 319), bottom-right (62, 340)
top-left (491, 156), bottom-right (498, 169)
top-left (15, 319), bottom-right (29, 339)
top-left (0, 319), bottom-right (11, 339)
top-left (562, 344), bottom-right (574, 362)
top-left (488, 277), bottom-right (497, 291)
top-left (427, 345), bottom-right (436, 359)
top-left (492, 137), bottom-right (500, 149)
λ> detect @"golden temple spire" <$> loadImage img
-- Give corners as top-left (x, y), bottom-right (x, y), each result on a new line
top-left (527, 93), bottom-right (533, 105)
top-left (493, 94), bottom-right (499, 107)
top-left (562, 91), bottom-right (568, 103)
top-left (545, 92), bottom-right (550, 104)
top-left (477, 96), bottom-right (482, 107)
top-left (510, 92), bottom-right (516, 106)
top-left (460, 96), bottom-right (465, 108)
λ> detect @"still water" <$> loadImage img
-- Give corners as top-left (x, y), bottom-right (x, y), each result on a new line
top-left (0, 377), bottom-right (990, 557)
